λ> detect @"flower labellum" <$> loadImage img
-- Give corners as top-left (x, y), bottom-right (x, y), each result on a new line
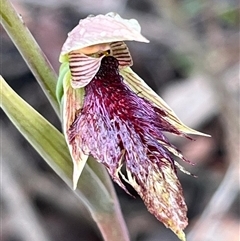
top-left (56, 12), bottom-right (209, 241)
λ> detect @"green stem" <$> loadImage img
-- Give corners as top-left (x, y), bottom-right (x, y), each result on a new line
top-left (0, 1), bottom-right (130, 239)
top-left (88, 159), bottom-right (130, 241)
top-left (1, 76), bottom-right (130, 241)
top-left (0, 0), bottom-right (59, 116)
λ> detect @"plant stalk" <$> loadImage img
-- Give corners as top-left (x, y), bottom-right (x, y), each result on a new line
top-left (1, 76), bottom-right (130, 241)
top-left (0, 0), bottom-right (59, 116)
top-left (0, 1), bottom-right (130, 239)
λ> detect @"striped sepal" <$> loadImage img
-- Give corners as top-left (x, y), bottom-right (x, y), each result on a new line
top-left (120, 67), bottom-right (210, 137)
top-left (68, 52), bottom-right (103, 88)
top-left (110, 41), bottom-right (133, 68)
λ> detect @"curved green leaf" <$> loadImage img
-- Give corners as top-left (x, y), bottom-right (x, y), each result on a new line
top-left (0, 0), bottom-right (59, 116)
top-left (0, 76), bottom-right (114, 213)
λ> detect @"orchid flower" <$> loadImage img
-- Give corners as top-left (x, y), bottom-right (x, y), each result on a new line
top-left (56, 12), bottom-right (209, 241)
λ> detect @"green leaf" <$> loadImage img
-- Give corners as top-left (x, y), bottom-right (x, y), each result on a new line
top-left (0, 0), bottom-right (59, 116)
top-left (0, 76), bottom-right (114, 213)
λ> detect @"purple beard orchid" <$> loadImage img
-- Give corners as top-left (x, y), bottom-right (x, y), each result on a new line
top-left (57, 12), bottom-right (209, 241)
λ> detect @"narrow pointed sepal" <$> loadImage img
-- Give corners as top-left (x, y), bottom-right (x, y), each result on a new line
top-left (59, 65), bottom-right (89, 189)
top-left (120, 67), bottom-right (210, 137)
top-left (72, 151), bottom-right (89, 190)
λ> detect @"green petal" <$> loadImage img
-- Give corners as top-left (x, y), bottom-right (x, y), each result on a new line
top-left (56, 61), bottom-right (70, 105)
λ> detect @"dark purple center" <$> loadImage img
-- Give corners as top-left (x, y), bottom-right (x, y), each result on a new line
top-left (69, 56), bottom-right (183, 183)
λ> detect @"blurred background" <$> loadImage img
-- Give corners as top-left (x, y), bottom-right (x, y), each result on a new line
top-left (1, 0), bottom-right (239, 240)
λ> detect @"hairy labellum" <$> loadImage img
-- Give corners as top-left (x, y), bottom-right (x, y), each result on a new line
top-left (68, 56), bottom-right (188, 239)
top-left (69, 56), bottom-right (182, 170)
top-left (57, 12), bottom-right (210, 241)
